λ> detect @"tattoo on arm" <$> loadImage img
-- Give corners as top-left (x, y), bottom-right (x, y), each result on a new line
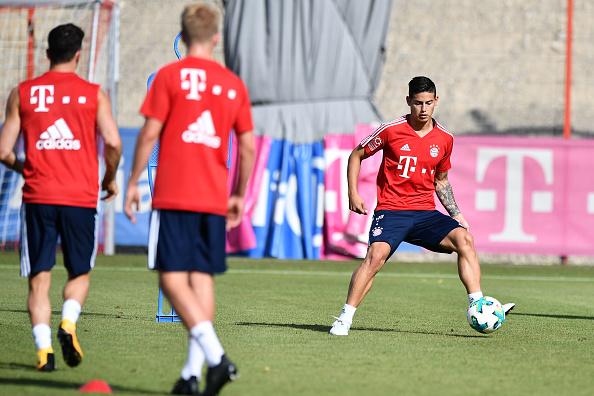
top-left (435, 179), bottom-right (461, 217)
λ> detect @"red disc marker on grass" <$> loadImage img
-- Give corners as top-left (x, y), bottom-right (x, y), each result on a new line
top-left (79, 379), bottom-right (112, 394)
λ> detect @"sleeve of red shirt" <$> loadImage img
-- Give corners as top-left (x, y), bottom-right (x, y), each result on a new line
top-left (233, 82), bottom-right (253, 134)
top-left (140, 68), bottom-right (171, 123)
top-left (436, 137), bottom-right (453, 172)
top-left (360, 124), bottom-right (387, 157)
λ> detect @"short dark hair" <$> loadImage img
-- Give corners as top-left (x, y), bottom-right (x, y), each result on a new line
top-left (47, 23), bottom-right (84, 64)
top-left (408, 76), bottom-right (436, 97)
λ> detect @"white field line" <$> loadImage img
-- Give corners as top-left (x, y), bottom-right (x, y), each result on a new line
top-left (0, 265), bottom-right (593, 283)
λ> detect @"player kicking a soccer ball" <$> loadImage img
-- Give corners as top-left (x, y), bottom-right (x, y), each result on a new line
top-left (329, 76), bottom-right (514, 336)
top-left (0, 24), bottom-right (122, 368)
top-left (125, 3), bottom-right (255, 395)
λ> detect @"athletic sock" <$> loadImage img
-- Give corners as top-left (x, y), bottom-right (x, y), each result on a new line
top-left (32, 324), bottom-right (52, 350)
top-left (61, 299), bottom-right (82, 324)
top-left (190, 321), bottom-right (224, 367)
top-left (339, 304), bottom-right (356, 323)
top-left (181, 335), bottom-right (205, 380)
top-left (468, 291), bottom-right (484, 305)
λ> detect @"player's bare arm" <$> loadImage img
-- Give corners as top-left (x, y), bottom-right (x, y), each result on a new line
top-left (124, 117), bottom-right (162, 223)
top-left (97, 89), bottom-right (122, 201)
top-left (434, 171), bottom-right (469, 228)
top-left (0, 87), bottom-right (24, 173)
top-left (347, 145), bottom-right (368, 215)
top-left (227, 131), bottom-right (255, 230)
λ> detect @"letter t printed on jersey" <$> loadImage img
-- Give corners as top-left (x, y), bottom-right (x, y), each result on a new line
top-left (30, 85), bottom-right (55, 112)
top-left (180, 68), bottom-right (207, 100)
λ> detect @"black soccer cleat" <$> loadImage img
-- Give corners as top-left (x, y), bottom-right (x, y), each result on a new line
top-left (57, 320), bottom-right (83, 367)
top-left (36, 348), bottom-right (56, 372)
top-left (171, 376), bottom-right (201, 395)
top-left (203, 355), bottom-right (238, 396)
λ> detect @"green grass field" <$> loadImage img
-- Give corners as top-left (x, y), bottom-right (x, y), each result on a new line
top-left (1, 253), bottom-right (593, 396)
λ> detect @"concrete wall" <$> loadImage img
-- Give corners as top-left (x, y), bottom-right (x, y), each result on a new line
top-left (118, 0), bottom-right (223, 127)
top-left (115, 0), bottom-right (593, 136)
top-left (376, 0), bottom-right (575, 136)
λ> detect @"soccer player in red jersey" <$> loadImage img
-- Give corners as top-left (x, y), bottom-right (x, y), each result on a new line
top-left (124, 3), bottom-right (255, 395)
top-left (329, 76), bottom-right (514, 336)
top-left (0, 24), bottom-right (122, 368)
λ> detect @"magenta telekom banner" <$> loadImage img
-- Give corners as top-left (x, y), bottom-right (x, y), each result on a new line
top-left (227, 135), bottom-right (272, 253)
top-left (228, 130), bottom-right (594, 258)
top-left (325, 132), bottom-right (594, 256)
top-left (324, 126), bottom-right (381, 258)
top-left (449, 136), bottom-right (594, 256)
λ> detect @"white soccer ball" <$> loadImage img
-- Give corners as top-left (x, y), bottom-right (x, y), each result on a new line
top-left (467, 296), bottom-right (505, 334)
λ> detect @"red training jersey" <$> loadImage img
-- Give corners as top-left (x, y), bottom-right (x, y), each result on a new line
top-left (19, 71), bottom-right (100, 208)
top-left (360, 115), bottom-right (454, 211)
top-left (141, 57), bottom-right (253, 215)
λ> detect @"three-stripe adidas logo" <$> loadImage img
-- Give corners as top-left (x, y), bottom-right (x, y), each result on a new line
top-left (400, 143), bottom-right (411, 151)
top-left (181, 110), bottom-right (221, 148)
top-left (36, 118), bottom-right (81, 150)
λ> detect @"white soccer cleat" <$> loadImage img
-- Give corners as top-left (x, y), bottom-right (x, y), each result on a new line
top-left (503, 303), bottom-right (515, 315)
top-left (329, 317), bottom-right (351, 336)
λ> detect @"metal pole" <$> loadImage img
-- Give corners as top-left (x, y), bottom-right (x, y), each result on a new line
top-left (87, 0), bottom-right (101, 82)
top-left (112, 2), bottom-right (119, 112)
top-left (561, 0), bottom-right (573, 266)
top-left (562, 0), bottom-right (573, 140)
top-left (103, 1), bottom-right (119, 256)
top-left (26, 7), bottom-right (35, 79)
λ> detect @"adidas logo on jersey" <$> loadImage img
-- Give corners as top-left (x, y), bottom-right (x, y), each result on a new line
top-left (36, 118), bottom-right (81, 150)
top-left (400, 144), bottom-right (411, 151)
top-left (181, 110), bottom-right (221, 148)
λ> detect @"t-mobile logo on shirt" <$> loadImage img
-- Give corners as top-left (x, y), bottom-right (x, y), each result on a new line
top-left (397, 156), bottom-right (417, 178)
top-left (180, 68), bottom-right (207, 100)
top-left (30, 85), bottom-right (54, 112)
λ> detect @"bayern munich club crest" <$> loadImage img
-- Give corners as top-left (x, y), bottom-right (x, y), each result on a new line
top-left (429, 144), bottom-right (439, 158)
top-left (367, 136), bottom-right (383, 151)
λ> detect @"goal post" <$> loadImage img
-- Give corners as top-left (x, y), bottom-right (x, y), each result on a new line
top-left (0, 0), bottom-right (119, 253)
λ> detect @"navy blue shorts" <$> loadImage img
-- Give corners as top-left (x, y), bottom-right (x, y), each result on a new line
top-left (369, 210), bottom-right (462, 258)
top-left (20, 203), bottom-right (98, 277)
top-left (148, 209), bottom-right (226, 274)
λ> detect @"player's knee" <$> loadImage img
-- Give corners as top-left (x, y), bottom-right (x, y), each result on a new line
top-left (456, 231), bottom-right (475, 253)
top-left (29, 280), bottom-right (50, 296)
top-left (67, 271), bottom-right (90, 281)
top-left (365, 251), bottom-right (388, 273)
top-left (28, 281), bottom-right (44, 293)
top-left (28, 272), bottom-right (50, 291)
top-left (464, 232), bottom-right (475, 247)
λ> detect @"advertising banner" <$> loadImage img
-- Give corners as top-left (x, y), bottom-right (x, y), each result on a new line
top-left (4, 129), bottom-right (594, 258)
top-left (448, 137), bottom-right (594, 255)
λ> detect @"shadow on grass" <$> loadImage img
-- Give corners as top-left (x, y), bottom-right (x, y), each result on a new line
top-left (0, 377), bottom-right (77, 390)
top-left (0, 308), bottom-right (145, 320)
top-left (235, 321), bottom-right (484, 338)
top-left (0, 362), bottom-right (36, 371)
top-left (0, 376), bottom-right (166, 395)
top-left (512, 312), bottom-right (594, 321)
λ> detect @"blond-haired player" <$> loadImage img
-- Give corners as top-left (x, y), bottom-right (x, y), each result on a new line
top-left (125, 3), bottom-right (255, 395)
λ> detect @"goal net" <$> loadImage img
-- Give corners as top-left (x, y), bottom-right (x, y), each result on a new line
top-left (0, 0), bottom-right (119, 250)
